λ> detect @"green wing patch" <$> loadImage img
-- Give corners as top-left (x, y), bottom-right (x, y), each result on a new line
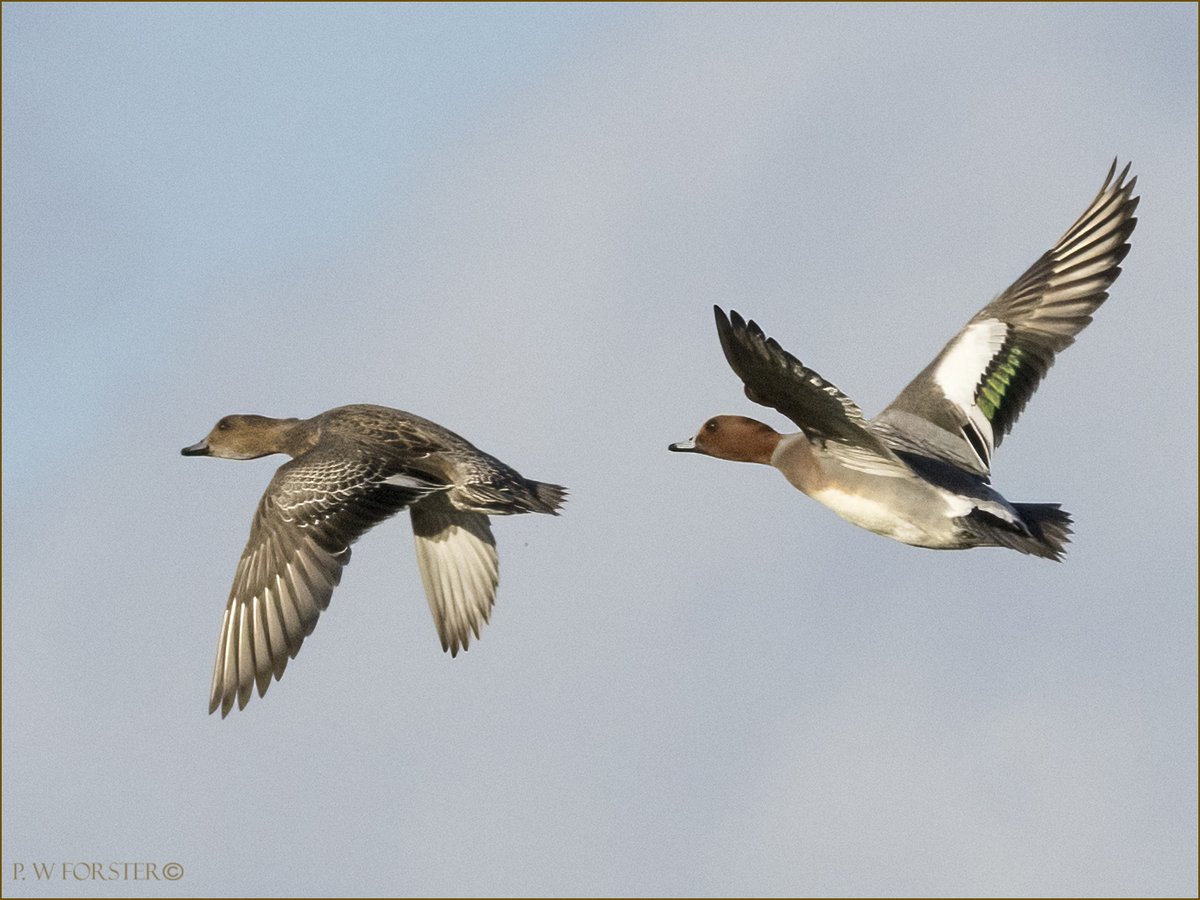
top-left (976, 344), bottom-right (1024, 421)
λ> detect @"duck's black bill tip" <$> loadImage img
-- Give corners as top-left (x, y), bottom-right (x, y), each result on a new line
top-left (181, 441), bottom-right (210, 457)
top-left (668, 440), bottom-right (698, 453)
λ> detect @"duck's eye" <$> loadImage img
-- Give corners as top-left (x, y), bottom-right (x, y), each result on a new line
top-left (217, 419), bottom-right (232, 431)
top-left (705, 420), bottom-right (719, 432)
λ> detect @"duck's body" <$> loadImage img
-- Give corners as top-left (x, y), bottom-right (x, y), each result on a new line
top-left (671, 161), bottom-right (1138, 560)
top-left (182, 404), bottom-right (565, 717)
top-left (773, 432), bottom-right (966, 547)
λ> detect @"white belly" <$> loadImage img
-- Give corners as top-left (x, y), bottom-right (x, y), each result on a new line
top-left (809, 486), bottom-right (956, 547)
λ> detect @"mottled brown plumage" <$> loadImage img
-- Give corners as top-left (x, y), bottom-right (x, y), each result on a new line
top-left (183, 404), bottom-right (565, 717)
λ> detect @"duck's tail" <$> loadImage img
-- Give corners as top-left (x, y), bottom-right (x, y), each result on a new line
top-left (964, 503), bottom-right (1074, 560)
top-left (527, 480), bottom-right (568, 515)
top-left (1014, 503), bottom-right (1074, 560)
top-left (457, 478), bottom-right (567, 516)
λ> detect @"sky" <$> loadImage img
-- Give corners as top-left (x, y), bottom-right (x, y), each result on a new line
top-left (2, 3), bottom-right (1197, 897)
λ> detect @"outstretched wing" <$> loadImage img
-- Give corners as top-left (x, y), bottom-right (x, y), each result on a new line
top-left (209, 451), bottom-right (444, 717)
top-left (411, 499), bottom-right (499, 657)
top-left (875, 160), bottom-right (1138, 474)
top-left (715, 306), bottom-right (905, 474)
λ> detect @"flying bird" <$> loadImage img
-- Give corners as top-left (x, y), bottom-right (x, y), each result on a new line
top-left (670, 161), bottom-right (1138, 560)
top-left (182, 404), bottom-right (566, 716)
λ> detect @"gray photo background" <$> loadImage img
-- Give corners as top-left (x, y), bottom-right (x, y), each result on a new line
top-left (3, 4), bottom-right (1196, 897)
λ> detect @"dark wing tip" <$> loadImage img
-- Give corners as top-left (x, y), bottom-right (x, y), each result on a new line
top-left (717, 307), bottom-right (790, 374)
top-left (721, 307), bottom-right (750, 331)
top-left (714, 307), bottom-right (740, 366)
top-left (720, 308), bottom-right (771, 350)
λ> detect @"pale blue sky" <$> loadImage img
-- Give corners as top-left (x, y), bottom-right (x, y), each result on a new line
top-left (3, 3), bottom-right (1197, 897)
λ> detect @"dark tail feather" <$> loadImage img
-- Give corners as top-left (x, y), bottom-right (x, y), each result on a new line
top-left (1014, 503), bottom-right (1073, 560)
top-left (456, 479), bottom-right (567, 515)
top-left (528, 480), bottom-right (568, 515)
top-left (964, 503), bottom-right (1074, 560)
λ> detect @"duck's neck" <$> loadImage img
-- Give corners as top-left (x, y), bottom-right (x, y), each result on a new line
top-left (771, 432), bottom-right (827, 494)
top-left (738, 426), bottom-right (784, 465)
top-left (272, 417), bottom-right (314, 457)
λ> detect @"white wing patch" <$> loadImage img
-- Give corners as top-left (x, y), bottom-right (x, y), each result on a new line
top-left (932, 318), bottom-right (1007, 469)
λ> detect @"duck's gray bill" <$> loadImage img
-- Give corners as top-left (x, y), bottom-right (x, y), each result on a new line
top-left (668, 439), bottom-right (698, 452)
top-left (181, 439), bottom-right (210, 457)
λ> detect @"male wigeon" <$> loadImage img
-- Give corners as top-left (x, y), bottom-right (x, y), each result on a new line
top-left (182, 404), bottom-right (566, 717)
top-left (671, 161), bottom-right (1138, 560)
